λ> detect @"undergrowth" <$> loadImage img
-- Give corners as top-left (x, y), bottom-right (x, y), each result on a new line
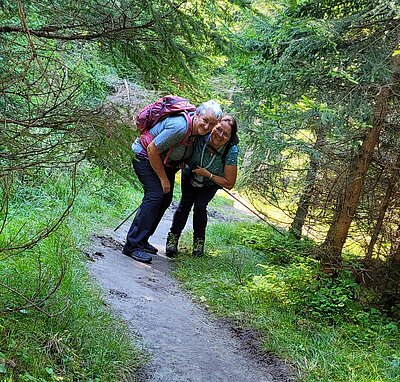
top-left (174, 222), bottom-right (400, 382)
top-left (0, 164), bottom-right (145, 381)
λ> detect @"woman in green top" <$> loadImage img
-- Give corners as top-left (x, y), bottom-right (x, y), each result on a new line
top-left (165, 115), bottom-right (239, 257)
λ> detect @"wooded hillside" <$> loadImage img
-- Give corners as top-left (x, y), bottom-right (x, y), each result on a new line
top-left (1, 0), bottom-right (400, 380)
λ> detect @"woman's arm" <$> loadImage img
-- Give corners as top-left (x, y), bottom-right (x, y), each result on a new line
top-left (147, 142), bottom-right (170, 193)
top-left (193, 164), bottom-right (237, 190)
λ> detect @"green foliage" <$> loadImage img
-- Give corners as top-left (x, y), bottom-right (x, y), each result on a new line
top-left (235, 224), bottom-right (316, 264)
top-left (298, 271), bottom-right (360, 321)
top-left (173, 220), bottom-right (400, 381)
top-left (226, 0), bottom-right (400, 269)
top-left (0, 0), bottom-right (248, 185)
top-left (236, 0), bottom-right (396, 107)
top-left (0, 165), bottom-right (145, 381)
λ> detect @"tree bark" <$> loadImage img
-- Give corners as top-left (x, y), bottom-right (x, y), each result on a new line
top-left (365, 154), bottom-right (400, 262)
top-left (290, 125), bottom-right (327, 239)
top-left (390, 225), bottom-right (400, 265)
top-left (320, 84), bottom-right (390, 270)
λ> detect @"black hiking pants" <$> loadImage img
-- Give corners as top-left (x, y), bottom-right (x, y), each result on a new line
top-left (124, 155), bottom-right (179, 252)
top-left (170, 173), bottom-right (219, 240)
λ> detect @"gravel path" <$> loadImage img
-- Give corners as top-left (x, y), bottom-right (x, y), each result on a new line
top-left (88, 203), bottom-right (295, 382)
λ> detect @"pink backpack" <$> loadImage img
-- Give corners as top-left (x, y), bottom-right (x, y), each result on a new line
top-left (137, 95), bottom-right (197, 164)
top-left (136, 95), bottom-right (196, 133)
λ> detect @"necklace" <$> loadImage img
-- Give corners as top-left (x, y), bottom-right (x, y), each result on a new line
top-left (200, 136), bottom-right (223, 169)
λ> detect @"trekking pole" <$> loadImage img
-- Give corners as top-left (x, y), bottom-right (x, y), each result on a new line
top-left (221, 188), bottom-right (286, 237)
top-left (114, 206), bottom-right (139, 232)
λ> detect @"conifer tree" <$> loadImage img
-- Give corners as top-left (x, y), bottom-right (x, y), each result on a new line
top-left (233, 0), bottom-right (400, 269)
top-left (0, 0), bottom-right (241, 309)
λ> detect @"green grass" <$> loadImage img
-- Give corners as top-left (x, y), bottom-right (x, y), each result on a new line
top-left (3, 167), bottom-right (400, 381)
top-left (173, 222), bottom-right (400, 382)
top-left (0, 164), bottom-right (146, 381)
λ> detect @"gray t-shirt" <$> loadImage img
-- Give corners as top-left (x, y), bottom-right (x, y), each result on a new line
top-left (132, 114), bottom-right (194, 164)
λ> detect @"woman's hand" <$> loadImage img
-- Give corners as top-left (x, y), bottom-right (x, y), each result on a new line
top-left (160, 177), bottom-right (171, 194)
top-left (193, 165), bottom-right (237, 189)
top-left (192, 166), bottom-right (210, 178)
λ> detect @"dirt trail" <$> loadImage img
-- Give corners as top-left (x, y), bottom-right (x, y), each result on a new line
top-left (88, 202), bottom-right (295, 382)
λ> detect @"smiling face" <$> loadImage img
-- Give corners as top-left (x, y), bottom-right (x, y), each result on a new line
top-left (209, 120), bottom-right (232, 149)
top-left (193, 109), bottom-right (220, 136)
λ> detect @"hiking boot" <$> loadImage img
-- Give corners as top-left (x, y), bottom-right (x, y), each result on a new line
top-left (192, 238), bottom-right (205, 257)
top-left (165, 232), bottom-right (180, 258)
top-left (144, 242), bottom-right (158, 254)
top-left (123, 248), bottom-right (152, 264)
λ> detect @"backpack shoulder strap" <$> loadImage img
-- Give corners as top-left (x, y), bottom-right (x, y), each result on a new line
top-left (162, 111), bottom-right (193, 165)
top-left (180, 111), bottom-right (193, 141)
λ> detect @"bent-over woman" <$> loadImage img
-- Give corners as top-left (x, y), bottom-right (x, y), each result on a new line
top-left (165, 115), bottom-right (239, 257)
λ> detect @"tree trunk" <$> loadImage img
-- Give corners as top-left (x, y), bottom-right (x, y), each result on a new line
top-left (365, 154), bottom-right (400, 262)
top-left (378, 224), bottom-right (400, 313)
top-left (290, 125), bottom-right (327, 239)
top-left (390, 225), bottom-right (400, 265)
top-left (320, 85), bottom-right (390, 271)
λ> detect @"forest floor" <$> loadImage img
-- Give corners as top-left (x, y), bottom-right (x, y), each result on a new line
top-left (87, 198), bottom-right (295, 382)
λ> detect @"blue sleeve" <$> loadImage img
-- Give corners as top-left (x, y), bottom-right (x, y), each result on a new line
top-left (152, 115), bottom-right (188, 153)
top-left (225, 145), bottom-right (238, 166)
